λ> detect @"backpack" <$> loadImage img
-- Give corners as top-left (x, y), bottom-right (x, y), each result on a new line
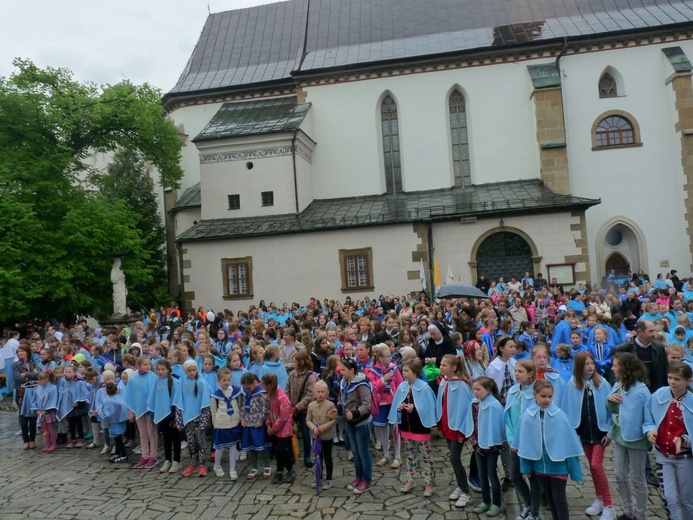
top-left (356, 382), bottom-right (379, 419)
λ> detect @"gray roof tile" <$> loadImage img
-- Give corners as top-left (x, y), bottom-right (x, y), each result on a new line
top-left (176, 179), bottom-right (600, 242)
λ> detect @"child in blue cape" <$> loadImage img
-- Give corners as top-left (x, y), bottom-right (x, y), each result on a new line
top-left (227, 351), bottom-right (247, 386)
top-left (259, 345), bottom-right (288, 389)
top-left (239, 372), bottom-right (271, 480)
top-left (461, 376), bottom-right (506, 517)
top-left (561, 351), bottom-right (614, 520)
top-left (58, 365), bottom-right (91, 448)
top-left (606, 353), bottom-right (651, 520)
top-left (19, 380), bottom-right (39, 450)
top-left (34, 371), bottom-right (59, 452)
top-left (531, 344), bottom-right (565, 406)
top-left (168, 349), bottom-right (185, 379)
top-left (200, 355), bottom-right (219, 391)
top-left (90, 369), bottom-right (116, 455)
top-left (389, 358), bottom-right (437, 498)
top-left (504, 360), bottom-right (541, 520)
top-left (211, 367), bottom-right (243, 480)
top-left (436, 354), bottom-right (474, 508)
top-left (513, 380), bottom-right (583, 520)
top-left (147, 360), bottom-right (182, 474)
top-left (99, 382), bottom-right (130, 463)
top-left (550, 343), bottom-right (575, 383)
top-left (123, 356), bottom-right (158, 469)
top-left (643, 362), bottom-right (693, 520)
top-left (588, 326), bottom-right (615, 380)
top-left (174, 359), bottom-right (213, 477)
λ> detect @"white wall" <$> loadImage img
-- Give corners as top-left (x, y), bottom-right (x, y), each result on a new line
top-left (174, 208), bottom-right (201, 238)
top-left (182, 224), bottom-right (423, 313)
top-left (303, 62), bottom-right (539, 199)
top-left (560, 42), bottom-right (692, 278)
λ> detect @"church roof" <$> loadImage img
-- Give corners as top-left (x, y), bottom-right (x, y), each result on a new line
top-left (165, 0), bottom-right (693, 102)
top-left (193, 97), bottom-right (310, 142)
top-left (172, 183), bottom-right (201, 212)
top-left (176, 179), bottom-right (600, 242)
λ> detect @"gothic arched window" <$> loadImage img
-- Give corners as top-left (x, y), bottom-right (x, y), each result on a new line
top-left (381, 96), bottom-right (402, 194)
top-left (449, 90), bottom-right (471, 187)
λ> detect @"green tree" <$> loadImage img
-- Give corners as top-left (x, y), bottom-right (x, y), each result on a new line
top-left (0, 59), bottom-right (183, 323)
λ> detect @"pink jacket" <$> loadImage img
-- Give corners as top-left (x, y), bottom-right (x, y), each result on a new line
top-left (370, 362), bottom-right (403, 406)
top-left (266, 388), bottom-right (293, 438)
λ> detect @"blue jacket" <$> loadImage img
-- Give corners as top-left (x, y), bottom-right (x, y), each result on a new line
top-left (561, 376), bottom-right (612, 433)
top-left (259, 360), bottom-right (288, 390)
top-left (551, 321), bottom-right (573, 356)
top-left (550, 357), bottom-right (574, 382)
top-left (389, 378), bottom-right (438, 428)
top-left (587, 340), bottom-right (614, 378)
top-left (643, 387), bottom-right (693, 438)
top-left (436, 378), bottom-right (474, 435)
top-left (461, 395), bottom-right (506, 449)
top-left (504, 384), bottom-right (534, 445)
top-left (514, 403), bottom-right (584, 481)
top-left (609, 382), bottom-right (650, 442)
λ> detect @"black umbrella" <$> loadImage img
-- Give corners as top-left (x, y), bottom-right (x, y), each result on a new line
top-left (437, 282), bottom-right (488, 299)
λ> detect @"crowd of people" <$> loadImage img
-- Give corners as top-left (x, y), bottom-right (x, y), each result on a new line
top-left (1, 269), bottom-right (692, 520)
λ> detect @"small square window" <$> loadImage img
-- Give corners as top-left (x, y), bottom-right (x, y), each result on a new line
top-left (261, 191), bottom-right (274, 207)
top-left (228, 194), bottom-right (240, 210)
top-left (339, 248), bottom-right (374, 292)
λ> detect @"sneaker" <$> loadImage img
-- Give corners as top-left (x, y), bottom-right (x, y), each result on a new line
top-left (455, 493), bottom-right (473, 508)
top-left (144, 458), bottom-right (157, 469)
top-left (586, 499), bottom-right (605, 516)
top-left (84, 432), bottom-right (93, 441)
top-left (113, 455), bottom-right (128, 463)
top-left (181, 465), bottom-right (198, 477)
top-left (468, 476), bottom-right (482, 493)
top-left (311, 481), bottom-right (318, 489)
top-left (100, 445), bottom-right (111, 455)
top-left (449, 487), bottom-right (463, 500)
top-left (124, 440), bottom-right (134, 448)
top-left (214, 467), bottom-right (224, 477)
top-left (229, 471), bottom-right (238, 481)
top-left (263, 467), bottom-right (272, 479)
top-left (239, 451), bottom-right (247, 461)
top-left (472, 503), bottom-right (490, 514)
top-left (304, 458), bottom-right (314, 469)
top-left (109, 455), bottom-right (119, 463)
top-left (111, 446), bottom-right (116, 455)
top-left (180, 441), bottom-right (188, 450)
top-left (133, 445), bottom-right (142, 455)
top-left (160, 461), bottom-right (172, 473)
top-left (198, 466), bottom-right (207, 477)
top-left (516, 505), bottom-right (531, 520)
top-left (347, 478), bottom-right (361, 491)
top-left (282, 470), bottom-right (296, 484)
top-left (169, 461), bottom-right (182, 473)
top-left (487, 505), bottom-right (504, 517)
top-left (323, 480), bottom-right (333, 490)
top-left (85, 442), bottom-right (97, 449)
top-left (247, 469), bottom-right (258, 480)
top-left (376, 457), bottom-right (390, 467)
top-left (390, 458), bottom-right (402, 469)
top-left (272, 472), bottom-right (284, 484)
top-left (599, 507), bottom-right (616, 520)
top-left (135, 458), bottom-right (148, 469)
top-left (66, 440), bottom-right (76, 449)
top-left (501, 477), bottom-right (513, 492)
top-left (75, 440), bottom-right (85, 448)
top-left (353, 480), bottom-right (371, 494)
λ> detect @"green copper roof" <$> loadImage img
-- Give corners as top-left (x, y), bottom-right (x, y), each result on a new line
top-left (193, 97), bottom-right (311, 142)
top-left (172, 183), bottom-right (201, 212)
top-left (662, 46), bottom-right (693, 73)
top-left (527, 63), bottom-right (561, 89)
top-left (176, 179), bottom-right (600, 242)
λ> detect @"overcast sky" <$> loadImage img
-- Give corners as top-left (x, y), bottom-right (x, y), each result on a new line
top-left (0, 0), bottom-right (284, 93)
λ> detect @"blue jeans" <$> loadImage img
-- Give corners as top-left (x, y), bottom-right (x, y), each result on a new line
top-left (346, 421), bottom-right (372, 484)
top-left (297, 413), bottom-right (311, 461)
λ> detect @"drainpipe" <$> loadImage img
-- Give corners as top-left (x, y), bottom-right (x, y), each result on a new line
top-left (176, 241), bottom-right (185, 313)
top-left (292, 129), bottom-right (300, 214)
top-left (427, 220), bottom-right (435, 299)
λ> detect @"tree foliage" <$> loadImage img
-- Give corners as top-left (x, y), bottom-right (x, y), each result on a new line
top-left (0, 60), bottom-right (183, 323)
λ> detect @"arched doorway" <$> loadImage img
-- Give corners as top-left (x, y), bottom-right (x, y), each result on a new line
top-left (476, 231), bottom-right (534, 282)
top-left (605, 251), bottom-right (630, 275)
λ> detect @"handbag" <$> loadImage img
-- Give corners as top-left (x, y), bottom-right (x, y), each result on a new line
top-left (291, 433), bottom-right (299, 462)
top-left (423, 362), bottom-right (440, 382)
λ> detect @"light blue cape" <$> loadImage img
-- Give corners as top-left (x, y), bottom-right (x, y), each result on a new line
top-left (147, 375), bottom-right (181, 424)
top-left (20, 386), bottom-right (38, 416)
top-left (98, 394), bottom-right (130, 425)
top-left (57, 379), bottom-right (91, 420)
top-left (200, 370), bottom-right (218, 392)
top-left (123, 370), bottom-right (157, 419)
top-left (173, 375), bottom-right (212, 426)
top-left (461, 395), bottom-right (506, 449)
top-left (259, 360), bottom-right (288, 389)
top-left (513, 403), bottom-right (584, 461)
top-left (435, 378), bottom-right (474, 435)
top-left (561, 376), bottom-right (612, 432)
top-left (609, 381), bottom-right (650, 442)
top-left (542, 371), bottom-right (566, 406)
top-left (33, 383), bottom-right (58, 413)
top-left (388, 378), bottom-right (438, 428)
top-left (643, 387), bottom-right (693, 437)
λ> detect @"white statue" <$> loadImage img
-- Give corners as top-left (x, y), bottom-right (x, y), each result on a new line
top-left (110, 258), bottom-right (128, 317)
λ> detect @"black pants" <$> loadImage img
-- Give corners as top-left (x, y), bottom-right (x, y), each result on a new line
top-left (160, 417), bottom-right (181, 462)
top-left (319, 439), bottom-right (333, 480)
top-left (113, 435), bottom-right (126, 457)
top-left (21, 416), bottom-right (37, 443)
top-left (68, 416), bottom-right (84, 441)
top-left (509, 450), bottom-right (542, 517)
top-left (274, 436), bottom-right (295, 472)
top-left (539, 475), bottom-right (569, 520)
top-left (447, 439), bottom-right (470, 492)
top-left (475, 449), bottom-right (501, 507)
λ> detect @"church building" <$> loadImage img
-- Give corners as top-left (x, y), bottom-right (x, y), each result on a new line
top-left (162, 0), bottom-right (693, 310)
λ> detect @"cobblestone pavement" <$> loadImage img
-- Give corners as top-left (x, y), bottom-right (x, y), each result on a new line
top-left (0, 404), bottom-right (669, 520)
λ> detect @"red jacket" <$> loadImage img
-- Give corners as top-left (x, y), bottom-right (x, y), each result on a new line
top-left (266, 388), bottom-right (293, 438)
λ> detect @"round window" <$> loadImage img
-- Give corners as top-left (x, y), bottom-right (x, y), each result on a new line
top-left (606, 228), bottom-right (623, 246)
top-left (246, 162), bottom-right (254, 170)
